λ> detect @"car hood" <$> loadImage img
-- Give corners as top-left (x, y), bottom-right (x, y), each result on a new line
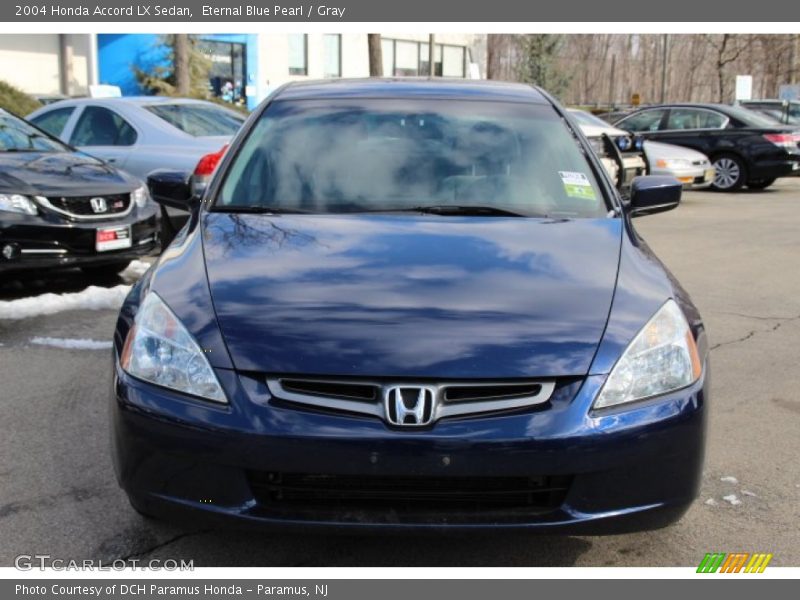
top-left (644, 140), bottom-right (709, 162)
top-left (202, 213), bottom-right (623, 379)
top-left (0, 151), bottom-right (138, 196)
top-left (577, 123), bottom-right (628, 138)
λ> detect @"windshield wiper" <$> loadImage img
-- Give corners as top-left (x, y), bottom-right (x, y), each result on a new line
top-left (211, 205), bottom-right (312, 214)
top-left (376, 205), bottom-right (528, 217)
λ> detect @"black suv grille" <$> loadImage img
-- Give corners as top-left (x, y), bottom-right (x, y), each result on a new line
top-left (45, 193), bottom-right (130, 217)
top-left (248, 471), bottom-right (571, 523)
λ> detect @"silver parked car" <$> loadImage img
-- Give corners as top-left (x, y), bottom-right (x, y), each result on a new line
top-left (27, 97), bottom-right (245, 180)
top-left (569, 109), bottom-right (714, 189)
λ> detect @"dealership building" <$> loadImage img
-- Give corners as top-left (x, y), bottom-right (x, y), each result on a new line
top-left (0, 33), bottom-right (484, 109)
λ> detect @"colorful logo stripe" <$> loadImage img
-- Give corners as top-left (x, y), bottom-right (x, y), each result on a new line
top-left (697, 553), bottom-right (773, 573)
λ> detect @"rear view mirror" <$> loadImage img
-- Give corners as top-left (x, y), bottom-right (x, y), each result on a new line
top-left (628, 176), bottom-right (682, 217)
top-left (147, 170), bottom-right (199, 213)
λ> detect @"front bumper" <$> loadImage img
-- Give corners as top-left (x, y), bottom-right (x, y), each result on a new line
top-left (111, 359), bottom-right (709, 534)
top-left (0, 205), bottom-right (158, 273)
top-left (650, 165), bottom-right (714, 190)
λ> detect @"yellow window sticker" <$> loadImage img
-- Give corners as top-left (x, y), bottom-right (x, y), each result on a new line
top-left (559, 171), bottom-right (597, 200)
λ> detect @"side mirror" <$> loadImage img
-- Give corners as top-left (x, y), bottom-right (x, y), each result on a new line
top-left (147, 170), bottom-right (199, 212)
top-left (628, 176), bottom-right (682, 217)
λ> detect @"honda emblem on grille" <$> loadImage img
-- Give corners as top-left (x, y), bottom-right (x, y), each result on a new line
top-left (384, 385), bottom-right (436, 426)
top-left (89, 197), bottom-right (107, 213)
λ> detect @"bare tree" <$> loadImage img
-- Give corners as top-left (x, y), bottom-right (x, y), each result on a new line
top-left (368, 34), bottom-right (383, 77)
top-left (173, 34), bottom-right (190, 96)
top-left (704, 34), bottom-right (755, 102)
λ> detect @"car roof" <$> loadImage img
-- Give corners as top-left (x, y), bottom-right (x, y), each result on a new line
top-left (741, 99), bottom-right (800, 105)
top-left (79, 96), bottom-right (213, 105)
top-left (272, 78), bottom-right (551, 104)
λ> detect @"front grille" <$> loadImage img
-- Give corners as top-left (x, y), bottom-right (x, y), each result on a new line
top-left (248, 471), bottom-right (572, 523)
top-left (266, 377), bottom-right (556, 425)
top-left (44, 193), bottom-right (131, 218)
top-left (280, 378), bottom-right (379, 402)
top-left (443, 382), bottom-right (542, 403)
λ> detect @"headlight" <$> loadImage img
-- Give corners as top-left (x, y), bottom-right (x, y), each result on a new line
top-left (131, 186), bottom-right (150, 208)
top-left (0, 193), bottom-right (37, 215)
top-left (615, 136), bottom-right (633, 151)
top-left (655, 158), bottom-right (693, 169)
top-left (594, 300), bottom-right (702, 409)
top-left (120, 292), bottom-right (227, 403)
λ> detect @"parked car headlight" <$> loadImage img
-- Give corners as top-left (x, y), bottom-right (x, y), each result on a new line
top-left (615, 136), bottom-right (633, 151)
top-left (655, 158), bottom-right (693, 169)
top-left (594, 300), bottom-right (702, 409)
top-left (0, 193), bottom-right (37, 215)
top-left (131, 186), bottom-right (150, 208)
top-left (120, 292), bottom-right (227, 403)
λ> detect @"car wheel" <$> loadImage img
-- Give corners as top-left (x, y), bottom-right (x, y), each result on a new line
top-left (711, 154), bottom-right (747, 191)
top-left (80, 261), bottom-right (130, 279)
top-left (127, 494), bottom-right (160, 520)
top-left (747, 178), bottom-right (776, 190)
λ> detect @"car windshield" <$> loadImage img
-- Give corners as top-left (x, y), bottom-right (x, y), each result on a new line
top-left (0, 111), bottom-right (69, 153)
top-left (145, 103), bottom-right (245, 137)
top-left (217, 99), bottom-right (608, 218)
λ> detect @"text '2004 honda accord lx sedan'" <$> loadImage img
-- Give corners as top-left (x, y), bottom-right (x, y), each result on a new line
top-left (111, 79), bottom-right (709, 534)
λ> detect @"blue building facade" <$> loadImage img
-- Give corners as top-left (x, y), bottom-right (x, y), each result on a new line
top-left (97, 34), bottom-right (260, 110)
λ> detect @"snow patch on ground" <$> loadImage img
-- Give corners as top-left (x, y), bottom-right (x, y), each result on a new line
top-left (0, 285), bottom-right (131, 320)
top-left (720, 476), bottom-right (739, 484)
top-left (121, 260), bottom-right (151, 278)
top-left (30, 337), bottom-right (113, 350)
top-left (742, 490), bottom-right (758, 497)
top-left (722, 494), bottom-right (742, 506)
top-left (705, 498), bottom-right (718, 506)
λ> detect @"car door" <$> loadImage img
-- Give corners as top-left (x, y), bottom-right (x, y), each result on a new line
top-left (652, 108), bottom-right (730, 157)
top-left (68, 105), bottom-right (138, 169)
top-left (614, 108), bottom-right (668, 137)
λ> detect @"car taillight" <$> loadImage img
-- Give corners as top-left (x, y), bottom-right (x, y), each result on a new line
top-left (194, 144), bottom-right (228, 176)
top-left (763, 133), bottom-right (800, 148)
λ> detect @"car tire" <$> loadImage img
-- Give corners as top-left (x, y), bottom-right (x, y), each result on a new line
top-left (747, 178), bottom-right (776, 190)
top-left (80, 261), bottom-right (130, 279)
top-left (711, 154), bottom-right (747, 191)
top-left (127, 494), bottom-right (160, 520)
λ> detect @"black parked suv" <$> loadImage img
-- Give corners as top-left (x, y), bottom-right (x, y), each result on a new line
top-left (0, 110), bottom-right (158, 276)
top-left (614, 103), bottom-right (800, 191)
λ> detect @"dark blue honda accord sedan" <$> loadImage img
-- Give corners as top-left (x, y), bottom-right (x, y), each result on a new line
top-left (111, 79), bottom-right (709, 534)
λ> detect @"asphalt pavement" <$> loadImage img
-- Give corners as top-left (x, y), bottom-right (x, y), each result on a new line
top-left (1, 181), bottom-right (799, 567)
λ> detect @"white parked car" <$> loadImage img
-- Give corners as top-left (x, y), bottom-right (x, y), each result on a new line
top-left (569, 109), bottom-right (714, 189)
top-left (27, 97), bottom-right (246, 180)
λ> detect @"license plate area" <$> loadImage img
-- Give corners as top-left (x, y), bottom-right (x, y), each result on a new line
top-left (96, 226), bottom-right (131, 252)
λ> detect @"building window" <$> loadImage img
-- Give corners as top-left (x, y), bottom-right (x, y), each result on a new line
top-left (288, 34), bottom-right (308, 76)
top-left (442, 45), bottom-right (466, 78)
top-left (323, 34), bottom-right (341, 78)
top-left (197, 39), bottom-right (248, 106)
top-left (420, 43), bottom-right (442, 77)
top-left (394, 40), bottom-right (419, 76)
top-left (381, 38), bottom-right (394, 77)
top-left (381, 38), bottom-right (467, 78)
